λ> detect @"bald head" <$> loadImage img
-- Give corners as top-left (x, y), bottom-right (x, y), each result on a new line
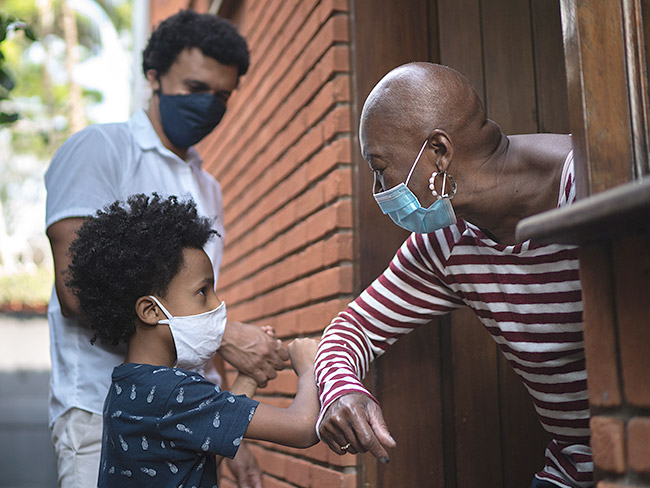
top-left (360, 63), bottom-right (497, 157)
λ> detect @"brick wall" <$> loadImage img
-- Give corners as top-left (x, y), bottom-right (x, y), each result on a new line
top-left (149, 1), bottom-right (358, 486)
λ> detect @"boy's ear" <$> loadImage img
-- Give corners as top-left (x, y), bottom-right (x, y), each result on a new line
top-left (135, 296), bottom-right (162, 326)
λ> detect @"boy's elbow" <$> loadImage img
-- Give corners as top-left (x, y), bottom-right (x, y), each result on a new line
top-left (295, 431), bottom-right (319, 448)
top-left (292, 417), bottom-right (319, 448)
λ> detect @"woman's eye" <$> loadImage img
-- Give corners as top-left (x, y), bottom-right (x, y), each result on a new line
top-left (198, 288), bottom-right (206, 296)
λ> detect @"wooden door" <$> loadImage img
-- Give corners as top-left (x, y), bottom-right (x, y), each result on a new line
top-left (350, 1), bottom-right (568, 486)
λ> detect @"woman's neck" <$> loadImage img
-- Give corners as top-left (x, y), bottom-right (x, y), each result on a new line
top-left (452, 134), bottom-right (570, 244)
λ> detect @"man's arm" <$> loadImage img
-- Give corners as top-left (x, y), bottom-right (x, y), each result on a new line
top-left (47, 217), bottom-right (85, 318)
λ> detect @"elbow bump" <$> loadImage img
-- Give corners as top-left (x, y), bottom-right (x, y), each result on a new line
top-left (297, 432), bottom-right (319, 449)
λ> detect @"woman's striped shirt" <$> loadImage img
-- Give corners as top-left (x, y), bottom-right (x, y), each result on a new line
top-left (315, 152), bottom-right (592, 488)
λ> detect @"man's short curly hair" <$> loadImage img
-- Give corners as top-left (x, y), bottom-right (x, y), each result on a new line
top-left (142, 9), bottom-right (249, 77)
top-left (66, 194), bottom-right (218, 346)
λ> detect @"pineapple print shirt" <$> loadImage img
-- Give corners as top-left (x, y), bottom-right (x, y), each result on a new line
top-left (98, 363), bottom-right (258, 488)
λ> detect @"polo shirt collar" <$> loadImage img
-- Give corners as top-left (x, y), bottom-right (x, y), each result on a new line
top-left (128, 109), bottom-right (204, 170)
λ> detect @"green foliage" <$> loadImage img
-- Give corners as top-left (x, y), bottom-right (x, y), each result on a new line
top-left (0, 11), bottom-right (35, 125)
top-left (0, 268), bottom-right (53, 310)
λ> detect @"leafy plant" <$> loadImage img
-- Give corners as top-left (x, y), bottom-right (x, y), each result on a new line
top-left (0, 12), bottom-right (36, 125)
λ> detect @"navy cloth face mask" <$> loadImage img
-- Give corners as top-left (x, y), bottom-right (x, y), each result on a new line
top-left (373, 139), bottom-right (457, 234)
top-left (158, 91), bottom-right (226, 148)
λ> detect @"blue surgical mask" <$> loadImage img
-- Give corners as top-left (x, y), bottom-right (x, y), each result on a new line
top-left (373, 139), bottom-right (457, 234)
top-left (158, 91), bottom-right (226, 148)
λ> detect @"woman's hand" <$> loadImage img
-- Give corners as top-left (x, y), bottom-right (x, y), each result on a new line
top-left (318, 392), bottom-right (396, 463)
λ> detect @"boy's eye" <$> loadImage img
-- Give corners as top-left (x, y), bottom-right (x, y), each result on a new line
top-left (198, 288), bottom-right (206, 296)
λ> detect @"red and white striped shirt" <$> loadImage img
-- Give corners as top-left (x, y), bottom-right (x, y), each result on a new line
top-left (315, 152), bottom-right (593, 488)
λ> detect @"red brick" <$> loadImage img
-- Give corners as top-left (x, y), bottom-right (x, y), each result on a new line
top-left (285, 457), bottom-right (313, 486)
top-left (219, 232), bottom-right (354, 302)
top-left (256, 299), bottom-right (351, 338)
top-left (628, 417), bottom-right (650, 473)
top-left (206, 53), bottom-right (351, 198)
top-left (220, 201), bottom-right (353, 290)
top-left (262, 474), bottom-right (296, 488)
top-left (247, 444), bottom-right (288, 479)
top-left (227, 265), bottom-right (353, 322)
top-left (590, 416), bottom-right (626, 473)
top-left (310, 463), bottom-right (353, 487)
top-left (176, 1), bottom-right (359, 485)
top-left (248, 439), bottom-right (358, 470)
top-left (204, 5), bottom-right (345, 175)
top-left (218, 478), bottom-right (237, 488)
top-left (222, 139), bottom-right (352, 248)
top-left (223, 145), bottom-right (350, 248)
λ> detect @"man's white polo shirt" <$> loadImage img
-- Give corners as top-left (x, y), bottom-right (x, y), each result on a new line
top-left (44, 109), bottom-right (225, 426)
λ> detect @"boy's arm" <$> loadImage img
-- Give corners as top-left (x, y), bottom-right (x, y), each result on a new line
top-left (229, 373), bottom-right (258, 398)
top-left (243, 338), bottom-right (320, 448)
top-left (215, 374), bottom-right (258, 467)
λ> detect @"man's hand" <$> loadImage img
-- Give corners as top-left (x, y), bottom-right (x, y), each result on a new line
top-left (218, 321), bottom-right (289, 387)
top-left (318, 392), bottom-right (396, 463)
top-left (225, 442), bottom-right (264, 488)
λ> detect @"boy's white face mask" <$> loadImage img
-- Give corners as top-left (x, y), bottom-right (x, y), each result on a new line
top-left (148, 295), bottom-right (227, 370)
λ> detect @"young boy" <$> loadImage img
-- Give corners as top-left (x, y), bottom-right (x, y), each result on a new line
top-left (65, 193), bottom-right (319, 487)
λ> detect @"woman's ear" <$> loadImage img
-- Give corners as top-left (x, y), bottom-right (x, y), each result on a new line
top-left (135, 296), bottom-right (161, 326)
top-left (427, 129), bottom-right (454, 173)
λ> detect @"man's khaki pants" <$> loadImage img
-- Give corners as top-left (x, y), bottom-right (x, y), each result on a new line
top-left (51, 408), bottom-right (102, 488)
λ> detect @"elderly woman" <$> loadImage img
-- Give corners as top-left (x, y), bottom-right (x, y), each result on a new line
top-left (314, 62), bottom-right (591, 488)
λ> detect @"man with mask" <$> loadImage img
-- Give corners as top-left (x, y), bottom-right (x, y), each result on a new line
top-left (45, 10), bottom-right (285, 488)
top-left (315, 62), bottom-right (592, 488)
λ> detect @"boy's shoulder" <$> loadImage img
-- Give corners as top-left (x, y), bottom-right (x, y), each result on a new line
top-left (112, 363), bottom-right (209, 387)
top-left (109, 364), bottom-right (213, 407)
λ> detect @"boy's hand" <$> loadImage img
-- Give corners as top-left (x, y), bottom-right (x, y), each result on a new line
top-left (288, 338), bottom-right (319, 376)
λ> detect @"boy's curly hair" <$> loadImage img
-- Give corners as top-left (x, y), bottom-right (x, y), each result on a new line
top-left (142, 9), bottom-right (249, 77)
top-left (66, 194), bottom-right (218, 346)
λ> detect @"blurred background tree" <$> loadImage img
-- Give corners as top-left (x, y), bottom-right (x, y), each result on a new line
top-left (0, 0), bottom-right (132, 313)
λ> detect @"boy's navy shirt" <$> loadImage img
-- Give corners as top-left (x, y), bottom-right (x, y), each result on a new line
top-left (98, 363), bottom-right (258, 487)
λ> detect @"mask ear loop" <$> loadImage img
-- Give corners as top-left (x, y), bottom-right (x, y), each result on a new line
top-left (148, 296), bottom-right (173, 324)
top-left (404, 139), bottom-right (429, 188)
